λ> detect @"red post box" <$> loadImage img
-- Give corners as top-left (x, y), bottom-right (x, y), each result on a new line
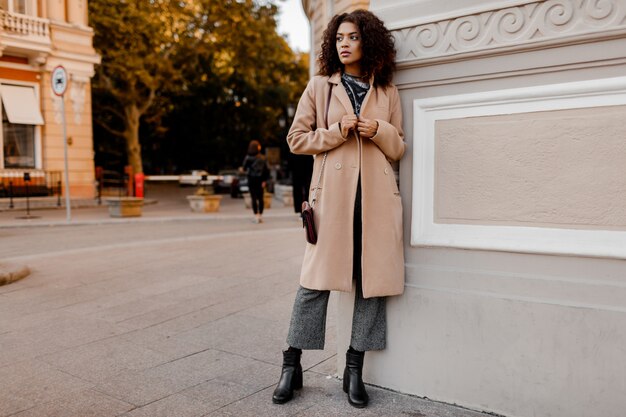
top-left (134, 173), bottom-right (145, 198)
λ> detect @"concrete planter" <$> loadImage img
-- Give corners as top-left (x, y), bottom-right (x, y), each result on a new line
top-left (186, 194), bottom-right (222, 213)
top-left (242, 193), bottom-right (273, 209)
top-left (105, 197), bottom-right (144, 218)
top-left (274, 184), bottom-right (294, 207)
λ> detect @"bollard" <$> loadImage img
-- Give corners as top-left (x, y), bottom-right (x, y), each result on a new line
top-left (24, 172), bottom-right (31, 217)
top-left (134, 173), bottom-right (145, 198)
top-left (57, 180), bottom-right (62, 207)
top-left (9, 180), bottom-right (13, 209)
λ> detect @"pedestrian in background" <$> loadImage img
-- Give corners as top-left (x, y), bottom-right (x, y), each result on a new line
top-left (272, 9), bottom-right (405, 408)
top-left (241, 140), bottom-right (269, 223)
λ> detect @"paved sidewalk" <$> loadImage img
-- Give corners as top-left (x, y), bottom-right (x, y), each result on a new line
top-left (0, 183), bottom-right (296, 228)
top-left (0, 185), bottom-right (495, 417)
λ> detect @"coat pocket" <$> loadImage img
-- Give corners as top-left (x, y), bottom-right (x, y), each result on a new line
top-left (384, 164), bottom-right (400, 196)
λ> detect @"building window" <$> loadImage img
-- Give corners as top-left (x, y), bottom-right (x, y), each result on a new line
top-left (0, 83), bottom-right (44, 169)
top-left (2, 108), bottom-right (35, 168)
top-left (0, 0), bottom-right (29, 14)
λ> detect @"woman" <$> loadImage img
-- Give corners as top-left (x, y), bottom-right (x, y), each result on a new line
top-left (273, 10), bottom-right (405, 408)
top-left (241, 140), bottom-right (269, 223)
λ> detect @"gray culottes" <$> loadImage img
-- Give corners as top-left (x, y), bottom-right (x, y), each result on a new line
top-left (286, 179), bottom-right (386, 352)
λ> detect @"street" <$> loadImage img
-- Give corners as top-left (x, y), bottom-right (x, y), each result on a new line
top-left (1, 215), bottom-right (489, 417)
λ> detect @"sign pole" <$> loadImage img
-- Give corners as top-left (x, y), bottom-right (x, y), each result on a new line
top-left (61, 96), bottom-right (71, 221)
top-left (52, 66), bottom-right (71, 221)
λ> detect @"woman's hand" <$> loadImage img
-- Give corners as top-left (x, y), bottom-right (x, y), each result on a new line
top-left (357, 118), bottom-right (379, 139)
top-left (340, 114), bottom-right (358, 138)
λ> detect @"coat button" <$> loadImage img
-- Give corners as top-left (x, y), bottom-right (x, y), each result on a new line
top-left (335, 163), bottom-right (342, 170)
top-left (384, 168), bottom-right (389, 175)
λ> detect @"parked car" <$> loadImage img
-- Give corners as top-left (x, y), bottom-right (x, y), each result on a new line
top-left (214, 169), bottom-right (248, 197)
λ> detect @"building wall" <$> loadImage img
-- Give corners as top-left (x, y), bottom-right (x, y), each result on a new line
top-left (0, 0), bottom-right (99, 198)
top-left (359, 1), bottom-right (626, 417)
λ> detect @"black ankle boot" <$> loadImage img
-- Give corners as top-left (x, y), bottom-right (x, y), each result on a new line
top-left (343, 348), bottom-right (369, 408)
top-left (272, 348), bottom-right (303, 404)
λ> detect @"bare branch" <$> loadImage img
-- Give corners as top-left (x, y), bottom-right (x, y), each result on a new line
top-left (138, 88), bottom-right (156, 114)
top-left (95, 119), bottom-right (126, 138)
top-left (100, 105), bottom-right (125, 120)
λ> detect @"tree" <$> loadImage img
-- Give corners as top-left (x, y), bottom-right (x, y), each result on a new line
top-left (165, 0), bottom-right (310, 172)
top-left (90, 0), bottom-right (196, 174)
top-left (90, 0), bottom-right (309, 174)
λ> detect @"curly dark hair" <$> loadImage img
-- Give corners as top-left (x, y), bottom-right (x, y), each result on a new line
top-left (318, 10), bottom-right (396, 88)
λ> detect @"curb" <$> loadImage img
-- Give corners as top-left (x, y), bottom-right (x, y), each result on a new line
top-left (0, 263), bottom-right (31, 286)
top-left (0, 212), bottom-right (301, 229)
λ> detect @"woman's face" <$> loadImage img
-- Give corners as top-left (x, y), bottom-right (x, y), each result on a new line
top-left (336, 21), bottom-right (362, 73)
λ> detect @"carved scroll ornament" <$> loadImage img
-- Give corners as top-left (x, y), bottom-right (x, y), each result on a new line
top-left (393, 0), bottom-right (626, 63)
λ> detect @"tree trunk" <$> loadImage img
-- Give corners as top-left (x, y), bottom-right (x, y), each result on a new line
top-left (124, 104), bottom-right (143, 174)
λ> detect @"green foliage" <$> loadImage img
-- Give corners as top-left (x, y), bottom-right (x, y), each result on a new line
top-left (90, 0), bottom-right (309, 174)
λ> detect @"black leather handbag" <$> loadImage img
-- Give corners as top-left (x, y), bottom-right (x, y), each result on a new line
top-left (301, 201), bottom-right (317, 244)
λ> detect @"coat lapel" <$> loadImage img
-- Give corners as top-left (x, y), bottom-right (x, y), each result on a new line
top-left (329, 72), bottom-right (354, 116)
top-left (360, 75), bottom-right (388, 119)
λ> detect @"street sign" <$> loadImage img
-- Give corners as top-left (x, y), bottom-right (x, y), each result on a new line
top-left (51, 66), bottom-right (68, 96)
top-left (51, 65), bottom-right (72, 221)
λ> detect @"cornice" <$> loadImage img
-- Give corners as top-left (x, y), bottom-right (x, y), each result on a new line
top-left (392, 0), bottom-right (626, 67)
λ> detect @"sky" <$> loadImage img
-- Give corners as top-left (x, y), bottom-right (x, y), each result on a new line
top-left (275, 0), bottom-right (311, 52)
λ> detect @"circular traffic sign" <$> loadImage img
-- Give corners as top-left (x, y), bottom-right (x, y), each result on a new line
top-left (51, 66), bottom-right (68, 96)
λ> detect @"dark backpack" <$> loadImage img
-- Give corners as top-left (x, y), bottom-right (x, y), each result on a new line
top-left (246, 156), bottom-right (268, 179)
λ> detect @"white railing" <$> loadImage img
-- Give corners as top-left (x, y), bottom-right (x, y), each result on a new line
top-left (0, 9), bottom-right (49, 39)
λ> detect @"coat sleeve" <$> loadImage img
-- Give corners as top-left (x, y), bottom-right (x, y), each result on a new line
top-left (287, 78), bottom-right (347, 155)
top-left (370, 85), bottom-right (406, 161)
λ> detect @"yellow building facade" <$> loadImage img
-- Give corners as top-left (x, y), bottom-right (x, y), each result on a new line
top-left (0, 0), bottom-right (99, 199)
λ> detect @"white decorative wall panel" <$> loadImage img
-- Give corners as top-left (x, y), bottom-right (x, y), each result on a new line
top-left (411, 76), bottom-right (626, 259)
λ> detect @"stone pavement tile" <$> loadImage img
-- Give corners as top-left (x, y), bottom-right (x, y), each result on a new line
top-left (201, 371), bottom-right (336, 417)
top-left (95, 349), bottom-right (251, 407)
top-left (0, 328), bottom-right (67, 369)
top-left (306, 355), bottom-right (338, 377)
top-left (207, 357), bottom-right (279, 393)
top-left (10, 389), bottom-right (134, 417)
top-left (0, 360), bottom-right (93, 416)
top-left (238, 288), bottom-right (300, 322)
top-left (0, 274), bottom-right (136, 317)
top-left (204, 370), bottom-right (488, 417)
top-left (119, 393), bottom-right (218, 417)
top-left (121, 276), bottom-right (298, 343)
top-left (85, 296), bottom-right (177, 324)
top-left (28, 314), bottom-right (133, 348)
top-left (0, 304), bottom-right (77, 334)
top-left (171, 311), bottom-right (337, 371)
top-left (57, 275), bottom-right (192, 318)
top-left (39, 337), bottom-right (170, 384)
top-left (177, 359), bottom-right (280, 412)
top-left (112, 276), bottom-right (256, 331)
top-left (172, 313), bottom-right (290, 363)
top-left (0, 314), bottom-right (134, 368)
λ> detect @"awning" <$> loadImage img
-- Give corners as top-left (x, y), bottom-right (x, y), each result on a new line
top-left (0, 84), bottom-right (45, 125)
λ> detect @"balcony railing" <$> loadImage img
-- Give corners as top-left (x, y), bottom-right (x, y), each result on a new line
top-left (0, 9), bottom-right (49, 39)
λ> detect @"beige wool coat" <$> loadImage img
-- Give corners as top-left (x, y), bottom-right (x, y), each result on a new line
top-left (287, 72), bottom-right (406, 298)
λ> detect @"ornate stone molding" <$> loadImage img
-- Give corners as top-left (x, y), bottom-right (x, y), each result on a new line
top-left (393, 0), bottom-right (626, 65)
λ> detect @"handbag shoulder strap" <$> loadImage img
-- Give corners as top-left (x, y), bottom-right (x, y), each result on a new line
top-left (311, 83), bottom-right (333, 207)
